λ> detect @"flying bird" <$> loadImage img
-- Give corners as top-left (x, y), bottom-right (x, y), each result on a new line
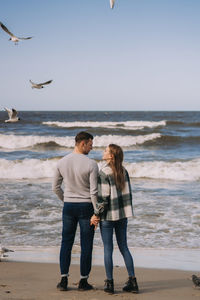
top-left (4, 107), bottom-right (20, 123)
top-left (29, 79), bottom-right (53, 89)
top-left (0, 22), bottom-right (33, 44)
top-left (0, 246), bottom-right (14, 261)
top-left (110, 0), bottom-right (115, 9)
top-left (192, 275), bottom-right (200, 287)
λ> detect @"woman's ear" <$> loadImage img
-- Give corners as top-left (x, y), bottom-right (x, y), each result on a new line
top-left (110, 154), bottom-right (114, 161)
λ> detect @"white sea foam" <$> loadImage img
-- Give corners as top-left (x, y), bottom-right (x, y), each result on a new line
top-left (125, 158), bottom-right (200, 181)
top-left (1, 157), bottom-right (200, 180)
top-left (0, 134), bottom-right (75, 149)
top-left (93, 133), bottom-right (161, 147)
top-left (6, 246), bottom-right (200, 271)
top-left (0, 158), bottom-right (58, 179)
top-left (43, 120), bottom-right (166, 130)
top-left (0, 133), bottom-right (161, 149)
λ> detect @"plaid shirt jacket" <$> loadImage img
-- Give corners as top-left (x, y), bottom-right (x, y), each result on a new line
top-left (95, 163), bottom-right (133, 221)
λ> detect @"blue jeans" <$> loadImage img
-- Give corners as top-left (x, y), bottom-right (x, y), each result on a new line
top-left (100, 218), bottom-right (135, 280)
top-left (60, 202), bottom-right (94, 277)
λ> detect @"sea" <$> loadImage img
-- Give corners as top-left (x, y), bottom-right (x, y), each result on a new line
top-left (0, 111), bottom-right (200, 270)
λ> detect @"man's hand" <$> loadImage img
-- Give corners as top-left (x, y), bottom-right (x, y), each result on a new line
top-left (90, 215), bottom-right (100, 230)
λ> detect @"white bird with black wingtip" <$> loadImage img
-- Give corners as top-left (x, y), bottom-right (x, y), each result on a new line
top-left (29, 79), bottom-right (53, 89)
top-left (4, 107), bottom-right (20, 123)
top-left (110, 0), bottom-right (115, 9)
top-left (0, 22), bottom-right (33, 45)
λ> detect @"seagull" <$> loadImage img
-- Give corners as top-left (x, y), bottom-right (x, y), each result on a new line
top-left (29, 79), bottom-right (53, 89)
top-left (110, 0), bottom-right (115, 9)
top-left (0, 246), bottom-right (14, 261)
top-left (192, 275), bottom-right (200, 287)
top-left (0, 22), bottom-right (33, 44)
top-left (4, 107), bottom-right (20, 123)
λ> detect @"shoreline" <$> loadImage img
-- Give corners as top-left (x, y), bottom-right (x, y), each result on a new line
top-left (0, 262), bottom-right (199, 300)
top-left (2, 245), bottom-right (200, 272)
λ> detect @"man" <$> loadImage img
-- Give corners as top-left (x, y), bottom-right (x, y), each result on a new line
top-left (52, 131), bottom-right (98, 291)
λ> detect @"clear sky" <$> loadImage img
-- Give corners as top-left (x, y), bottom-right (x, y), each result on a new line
top-left (1, 0), bottom-right (200, 111)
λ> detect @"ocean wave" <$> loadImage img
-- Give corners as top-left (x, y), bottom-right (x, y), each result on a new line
top-left (0, 158), bottom-right (58, 179)
top-left (167, 120), bottom-right (200, 127)
top-left (1, 157), bottom-right (200, 181)
top-left (93, 133), bottom-right (161, 147)
top-left (145, 135), bottom-right (200, 146)
top-left (42, 120), bottom-right (166, 130)
top-left (125, 158), bottom-right (200, 181)
top-left (0, 133), bottom-right (161, 149)
top-left (0, 134), bottom-right (75, 149)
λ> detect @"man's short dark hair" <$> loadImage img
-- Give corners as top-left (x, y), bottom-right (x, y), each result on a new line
top-left (75, 131), bottom-right (93, 144)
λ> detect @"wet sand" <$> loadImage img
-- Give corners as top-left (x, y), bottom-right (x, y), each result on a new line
top-left (0, 262), bottom-right (199, 300)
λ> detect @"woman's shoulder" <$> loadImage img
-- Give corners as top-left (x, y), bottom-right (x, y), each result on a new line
top-left (123, 166), bottom-right (128, 174)
top-left (123, 167), bottom-right (130, 177)
top-left (98, 161), bottom-right (112, 175)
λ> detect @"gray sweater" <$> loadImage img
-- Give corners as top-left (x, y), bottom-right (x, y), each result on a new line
top-left (52, 152), bottom-right (98, 210)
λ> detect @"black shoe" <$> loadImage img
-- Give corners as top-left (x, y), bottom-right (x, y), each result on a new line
top-left (104, 279), bottom-right (114, 294)
top-left (192, 275), bottom-right (200, 287)
top-left (123, 276), bottom-right (139, 293)
top-left (57, 276), bottom-right (68, 291)
top-left (78, 278), bottom-right (93, 291)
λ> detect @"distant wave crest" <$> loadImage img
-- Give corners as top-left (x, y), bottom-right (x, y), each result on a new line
top-left (42, 120), bottom-right (166, 130)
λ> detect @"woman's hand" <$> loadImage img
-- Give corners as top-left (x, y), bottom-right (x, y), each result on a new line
top-left (90, 215), bottom-right (100, 230)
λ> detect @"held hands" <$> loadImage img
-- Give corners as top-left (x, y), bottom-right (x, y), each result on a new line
top-left (90, 215), bottom-right (100, 230)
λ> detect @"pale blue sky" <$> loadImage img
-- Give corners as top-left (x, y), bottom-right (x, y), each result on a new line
top-left (1, 0), bottom-right (200, 111)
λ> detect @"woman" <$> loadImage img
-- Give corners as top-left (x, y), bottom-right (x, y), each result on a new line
top-left (91, 144), bottom-right (139, 294)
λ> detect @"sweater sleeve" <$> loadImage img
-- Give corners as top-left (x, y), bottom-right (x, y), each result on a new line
top-left (89, 161), bottom-right (99, 211)
top-left (52, 166), bottom-right (64, 201)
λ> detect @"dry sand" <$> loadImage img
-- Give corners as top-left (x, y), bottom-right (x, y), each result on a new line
top-left (0, 262), bottom-right (199, 300)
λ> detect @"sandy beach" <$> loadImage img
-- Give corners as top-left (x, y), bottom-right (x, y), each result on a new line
top-left (0, 262), bottom-right (199, 300)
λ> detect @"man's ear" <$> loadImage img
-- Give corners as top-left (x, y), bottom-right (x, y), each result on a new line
top-left (79, 140), bottom-right (85, 147)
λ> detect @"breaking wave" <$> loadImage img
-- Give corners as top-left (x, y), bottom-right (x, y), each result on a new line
top-left (167, 120), bottom-right (200, 127)
top-left (1, 157), bottom-right (200, 181)
top-left (0, 133), bottom-right (161, 149)
top-left (125, 158), bottom-right (200, 181)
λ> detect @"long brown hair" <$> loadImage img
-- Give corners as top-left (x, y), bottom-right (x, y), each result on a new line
top-left (108, 144), bottom-right (125, 191)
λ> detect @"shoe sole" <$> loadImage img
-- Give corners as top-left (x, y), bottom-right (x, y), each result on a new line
top-left (104, 291), bottom-right (114, 294)
top-left (123, 289), bottom-right (139, 293)
top-left (78, 287), bottom-right (93, 290)
top-left (57, 286), bottom-right (68, 291)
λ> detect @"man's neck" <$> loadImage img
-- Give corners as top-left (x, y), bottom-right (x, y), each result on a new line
top-left (73, 146), bottom-right (84, 155)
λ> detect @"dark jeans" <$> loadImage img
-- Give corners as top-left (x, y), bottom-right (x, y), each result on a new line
top-left (60, 202), bottom-right (94, 277)
top-left (100, 218), bottom-right (135, 280)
